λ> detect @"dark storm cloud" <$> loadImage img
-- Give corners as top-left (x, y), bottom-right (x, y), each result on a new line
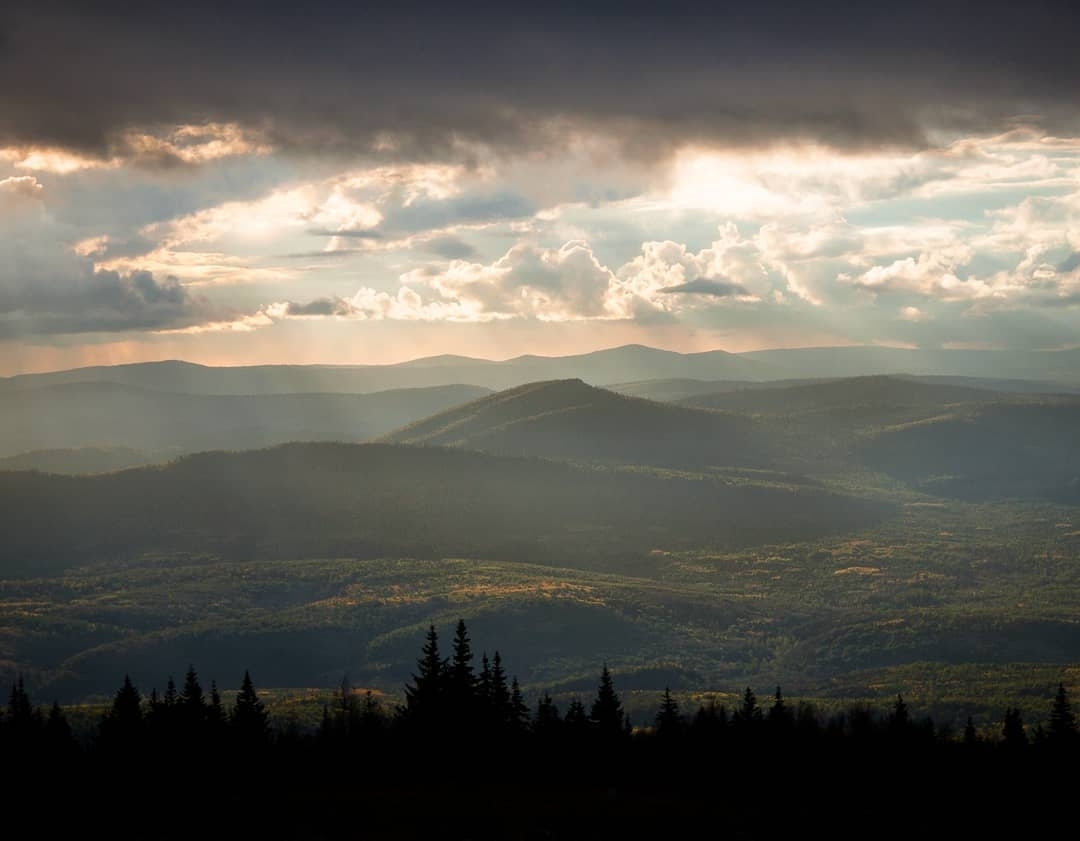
top-left (277, 298), bottom-right (355, 317)
top-left (659, 279), bottom-right (749, 298)
top-left (424, 236), bottom-right (478, 260)
top-left (4, 1), bottom-right (1080, 162)
top-left (0, 267), bottom-right (213, 338)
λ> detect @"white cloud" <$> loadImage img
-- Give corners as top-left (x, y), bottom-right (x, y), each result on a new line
top-left (898, 306), bottom-right (932, 322)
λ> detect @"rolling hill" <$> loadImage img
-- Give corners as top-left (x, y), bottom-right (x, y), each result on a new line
top-left (378, 378), bottom-right (773, 468)
top-left (0, 382), bottom-right (491, 458)
top-left (677, 375), bottom-right (1007, 414)
top-left (858, 399), bottom-right (1080, 500)
top-left (0, 441), bottom-right (890, 578)
top-left (0, 446), bottom-right (158, 474)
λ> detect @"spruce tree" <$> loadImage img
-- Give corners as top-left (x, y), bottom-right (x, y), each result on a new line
top-left (534, 692), bottom-right (561, 735)
top-left (7, 674), bottom-right (37, 730)
top-left (589, 664), bottom-right (624, 736)
top-left (101, 674), bottom-right (144, 752)
top-left (207, 680), bottom-right (226, 730)
top-left (477, 652), bottom-right (492, 710)
top-left (359, 690), bottom-right (384, 733)
top-left (332, 674), bottom-right (359, 741)
top-left (5, 674), bottom-right (41, 750)
top-left (888, 694), bottom-right (910, 740)
top-left (1002, 707), bottom-right (1026, 749)
top-left (489, 651), bottom-right (511, 727)
top-left (509, 677), bottom-right (530, 730)
top-left (565, 698), bottom-right (589, 730)
top-left (733, 686), bottom-right (763, 731)
top-left (403, 624), bottom-right (447, 724)
top-left (768, 686), bottom-right (794, 733)
top-left (448, 620), bottom-right (476, 693)
top-left (446, 619), bottom-right (477, 725)
top-left (1047, 682), bottom-right (1076, 744)
top-left (655, 687), bottom-right (682, 737)
top-left (180, 665), bottom-right (207, 737)
top-left (45, 701), bottom-right (74, 752)
top-left (232, 669), bottom-right (269, 746)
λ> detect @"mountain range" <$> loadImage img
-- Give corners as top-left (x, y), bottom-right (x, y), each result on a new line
top-left (4, 343), bottom-right (1079, 396)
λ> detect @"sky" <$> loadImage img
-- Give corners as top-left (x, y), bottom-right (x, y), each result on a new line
top-left (2, 0), bottom-right (1080, 375)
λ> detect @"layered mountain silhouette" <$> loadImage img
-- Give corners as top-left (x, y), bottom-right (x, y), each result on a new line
top-left (378, 378), bottom-right (771, 468)
top-left (4, 343), bottom-right (1078, 396)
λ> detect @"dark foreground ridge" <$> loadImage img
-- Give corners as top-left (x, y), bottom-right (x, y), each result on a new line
top-left (3, 621), bottom-right (1077, 839)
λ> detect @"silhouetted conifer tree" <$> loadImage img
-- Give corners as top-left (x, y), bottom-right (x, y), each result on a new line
top-left (509, 677), bottom-right (530, 730)
top-left (231, 669), bottom-right (270, 747)
top-left (590, 664), bottom-right (624, 737)
top-left (331, 674), bottom-right (360, 742)
top-left (147, 676), bottom-right (181, 748)
top-left (477, 652), bottom-right (492, 709)
top-left (403, 624), bottom-right (447, 725)
top-left (565, 698), bottom-right (589, 730)
top-left (489, 651), bottom-right (511, 726)
top-left (768, 686), bottom-right (794, 734)
top-left (207, 680), bottom-right (226, 729)
top-left (1002, 707), bottom-right (1026, 749)
top-left (733, 686), bottom-right (763, 733)
top-left (45, 701), bottom-right (74, 753)
top-left (100, 674), bottom-right (143, 754)
top-left (534, 692), bottom-right (560, 735)
top-left (6, 674), bottom-right (37, 731)
top-left (359, 690), bottom-right (384, 733)
top-left (655, 687), bottom-right (682, 738)
top-left (448, 620), bottom-right (476, 694)
top-left (1047, 682), bottom-right (1076, 744)
top-left (181, 665), bottom-right (205, 716)
top-left (889, 694), bottom-right (910, 736)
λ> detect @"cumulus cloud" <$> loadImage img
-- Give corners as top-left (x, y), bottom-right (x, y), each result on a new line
top-left (0, 174), bottom-right (219, 336)
top-left (266, 298), bottom-right (357, 318)
top-left (659, 279), bottom-right (750, 297)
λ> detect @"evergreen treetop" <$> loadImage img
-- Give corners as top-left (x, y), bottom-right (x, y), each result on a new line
top-left (1047, 682), bottom-right (1076, 743)
top-left (590, 664), bottom-right (624, 735)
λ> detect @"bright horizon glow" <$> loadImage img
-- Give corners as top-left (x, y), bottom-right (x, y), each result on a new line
top-left (3, 125), bottom-right (1080, 376)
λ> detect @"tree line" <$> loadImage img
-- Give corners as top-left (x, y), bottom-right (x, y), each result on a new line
top-left (3, 619), bottom-right (1077, 768)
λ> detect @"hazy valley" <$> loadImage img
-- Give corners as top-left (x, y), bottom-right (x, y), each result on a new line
top-left (2, 344), bottom-right (1079, 732)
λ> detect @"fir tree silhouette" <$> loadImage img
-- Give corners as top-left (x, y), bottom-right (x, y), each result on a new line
top-left (403, 624), bottom-right (447, 726)
top-left (446, 619), bottom-right (477, 727)
top-left (590, 664), bottom-right (624, 737)
top-left (1001, 707), bottom-right (1026, 749)
top-left (232, 669), bottom-right (270, 748)
top-left (655, 687), bottom-right (682, 737)
top-left (1047, 682), bottom-right (1076, 744)
top-left (100, 674), bottom-right (143, 754)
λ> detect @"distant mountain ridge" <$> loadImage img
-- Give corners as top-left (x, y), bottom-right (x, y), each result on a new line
top-left (0, 382), bottom-right (491, 458)
top-left (379, 378), bottom-right (772, 468)
top-left (4, 343), bottom-right (1080, 395)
